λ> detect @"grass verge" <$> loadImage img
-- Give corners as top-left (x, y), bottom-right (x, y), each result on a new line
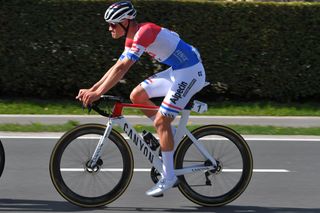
top-left (0, 121), bottom-right (80, 132)
top-left (0, 122), bottom-right (320, 135)
top-left (1, 99), bottom-right (320, 116)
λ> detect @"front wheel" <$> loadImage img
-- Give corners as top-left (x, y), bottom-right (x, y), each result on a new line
top-left (49, 124), bottom-right (134, 208)
top-left (175, 125), bottom-right (253, 207)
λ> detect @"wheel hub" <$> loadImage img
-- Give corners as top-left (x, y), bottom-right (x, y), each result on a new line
top-left (85, 158), bottom-right (103, 173)
top-left (204, 160), bottom-right (222, 174)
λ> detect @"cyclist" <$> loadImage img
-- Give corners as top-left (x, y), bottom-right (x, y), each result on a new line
top-left (76, 1), bottom-right (206, 197)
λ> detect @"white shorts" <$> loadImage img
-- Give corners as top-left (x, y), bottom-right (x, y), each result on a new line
top-left (141, 62), bottom-right (206, 118)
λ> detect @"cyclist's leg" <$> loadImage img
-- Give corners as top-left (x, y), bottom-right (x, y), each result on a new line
top-left (146, 63), bottom-right (206, 196)
top-left (130, 86), bottom-right (158, 118)
top-left (154, 112), bottom-right (175, 180)
top-left (130, 67), bottom-right (173, 118)
top-left (158, 62), bottom-right (206, 174)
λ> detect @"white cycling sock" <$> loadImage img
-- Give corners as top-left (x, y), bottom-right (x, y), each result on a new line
top-left (162, 151), bottom-right (175, 180)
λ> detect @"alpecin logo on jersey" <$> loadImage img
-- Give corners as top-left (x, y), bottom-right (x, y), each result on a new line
top-left (170, 81), bottom-right (188, 104)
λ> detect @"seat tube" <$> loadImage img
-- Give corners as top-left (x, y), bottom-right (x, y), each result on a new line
top-left (174, 110), bottom-right (190, 150)
top-left (90, 119), bottom-right (113, 167)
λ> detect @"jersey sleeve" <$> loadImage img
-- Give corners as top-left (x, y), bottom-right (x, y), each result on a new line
top-left (119, 41), bottom-right (145, 62)
top-left (119, 48), bottom-right (129, 61)
top-left (120, 24), bottom-right (160, 62)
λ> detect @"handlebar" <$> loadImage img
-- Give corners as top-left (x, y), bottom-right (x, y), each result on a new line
top-left (90, 104), bottom-right (110, 117)
top-left (87, 95), bottom-right (125, 117)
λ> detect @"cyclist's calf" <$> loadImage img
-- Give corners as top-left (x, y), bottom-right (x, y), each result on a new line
top-left (154, 113), bottom-right (175, 151)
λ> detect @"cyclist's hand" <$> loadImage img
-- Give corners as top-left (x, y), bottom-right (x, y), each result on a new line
top-left (76, 89), bottom-right (90, 101)
top-left (82, 91), bottom-right (100, 108)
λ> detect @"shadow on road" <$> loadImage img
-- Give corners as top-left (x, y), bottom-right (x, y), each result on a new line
top-left (0, 199), bottom-right (84, 212)
top-left (0, 199), bottom-right (319, 213)
top-left (105, 206), bottom-right (320, 213)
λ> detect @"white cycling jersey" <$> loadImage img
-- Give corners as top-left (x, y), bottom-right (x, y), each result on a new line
top-left (120, 22), bottom-right (206, 117)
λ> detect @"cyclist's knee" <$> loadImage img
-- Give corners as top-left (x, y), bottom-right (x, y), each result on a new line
top-left (130, 86), bottom-right (149, 103)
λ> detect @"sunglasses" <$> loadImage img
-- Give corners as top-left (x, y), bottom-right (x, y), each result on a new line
top-left (109, 23), bottom-right (117, 29)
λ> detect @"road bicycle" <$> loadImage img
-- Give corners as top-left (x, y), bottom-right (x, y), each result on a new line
top-left (49, 94), bottom-right (253, 207)
top-left (0, 140), bottom-right (5, 178)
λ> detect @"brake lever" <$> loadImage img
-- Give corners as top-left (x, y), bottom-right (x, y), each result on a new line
top-left (81, 98), bottom-right (109, 117)
top-left (82, 105), bottom-right (92, 114)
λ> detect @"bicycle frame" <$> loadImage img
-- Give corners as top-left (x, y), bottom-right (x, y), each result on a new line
top-left (89, 101), bottom-right (217, 176)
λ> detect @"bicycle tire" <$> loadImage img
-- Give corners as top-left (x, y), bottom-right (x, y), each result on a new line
top-left (0, 140), bottom-right (5, 178)
top-left (49, 123), bottom-right (134, 208)
top-left (175, 125), bottom-right (253, 207)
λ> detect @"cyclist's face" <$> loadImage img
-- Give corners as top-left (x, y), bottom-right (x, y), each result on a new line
top-left (108, 21), bottom-right (126, 39)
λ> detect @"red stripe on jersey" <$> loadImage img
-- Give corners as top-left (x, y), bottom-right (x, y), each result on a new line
top-left (133, 23), bottom-right (161, 48)
top-left (125, 38), bottom-right (133, 48)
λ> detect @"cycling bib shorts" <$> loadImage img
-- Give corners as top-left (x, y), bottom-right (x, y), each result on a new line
top-left (141, 63), bottom-right (205, 118)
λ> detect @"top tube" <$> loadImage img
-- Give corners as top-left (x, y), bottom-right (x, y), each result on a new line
top-left (91, 95), bottom-right (159, 118)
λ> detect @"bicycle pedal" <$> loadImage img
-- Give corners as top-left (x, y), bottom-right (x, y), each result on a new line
top-left (152, 193), bottom-right (164, 198)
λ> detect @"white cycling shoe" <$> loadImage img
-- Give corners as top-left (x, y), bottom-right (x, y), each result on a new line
top-left (146, 176), bottom-right (178, 197)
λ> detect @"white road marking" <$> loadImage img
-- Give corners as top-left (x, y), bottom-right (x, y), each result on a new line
top-left (1, 135), bottom-right (320, 142)
top-left (60, 168), bottom-right (290, 173)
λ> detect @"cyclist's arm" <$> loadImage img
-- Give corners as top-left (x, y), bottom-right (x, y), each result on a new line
top-left (90, 47), bottom-right (131, 91)
top-left (95, 58), bottom-right (135, 96)
top-left (89, 63), bottom-right (117, 91)
top-left (76, 64), bottom-right (117, 100)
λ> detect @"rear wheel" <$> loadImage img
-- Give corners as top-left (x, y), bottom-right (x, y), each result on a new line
top-left (175, 125), bottom-right (253, 207)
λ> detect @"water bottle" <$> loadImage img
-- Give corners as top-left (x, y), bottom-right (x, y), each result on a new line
top-left (142, 130), bottom-right (160, 151)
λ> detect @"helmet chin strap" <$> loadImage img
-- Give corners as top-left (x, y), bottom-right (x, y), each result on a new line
top-left (119, 20), bottom-right (131, 39)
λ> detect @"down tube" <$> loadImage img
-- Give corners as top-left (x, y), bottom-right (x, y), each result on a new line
top-left (113, 117), bottom-right (163, 173)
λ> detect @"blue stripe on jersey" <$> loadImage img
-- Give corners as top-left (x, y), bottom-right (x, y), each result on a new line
top-left (160, 105), bottom-right (179, 114)
top-left (162, 40), bottom-right (200, 70)
top-left (125, 52), bottom-right (140, 61)
top-left (119, 54), bottom-right (125, 61)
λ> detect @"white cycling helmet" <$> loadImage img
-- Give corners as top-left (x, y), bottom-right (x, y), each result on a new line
top-left (104, 1), bottom-right (137, 23)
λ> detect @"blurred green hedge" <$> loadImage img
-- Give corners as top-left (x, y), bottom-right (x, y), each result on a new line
top-left (1, 0), bottom-right (319, 101)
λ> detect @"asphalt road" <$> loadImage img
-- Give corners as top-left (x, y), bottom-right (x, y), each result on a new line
top-left (0, 135), bottom-right (320, 213)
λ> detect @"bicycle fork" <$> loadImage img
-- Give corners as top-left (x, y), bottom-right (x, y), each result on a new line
top-left (88, 120), bottom-right (113, 169)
